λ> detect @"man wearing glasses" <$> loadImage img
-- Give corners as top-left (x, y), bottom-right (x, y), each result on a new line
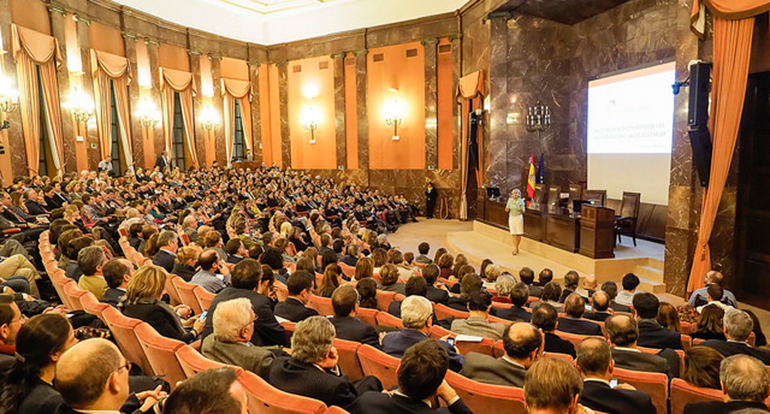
top-left (0, 297), bottom-right (25, 370)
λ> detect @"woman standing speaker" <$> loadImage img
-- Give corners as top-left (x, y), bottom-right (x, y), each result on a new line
top-left (505, 189), bottom-right (525, 255)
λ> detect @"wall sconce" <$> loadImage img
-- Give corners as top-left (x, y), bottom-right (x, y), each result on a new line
top-left (384, 98), bottom-right (404, 141)
top-left (136, 98), bottom-right (161, 127)
top-left (65, 88), bottom-right (94, 122)
top-left (302, 106), bottom-right (319, 144)
top-left (0, 75), bottom-right (19, 131)
top-left (200, 105), bottom-right (220, 131)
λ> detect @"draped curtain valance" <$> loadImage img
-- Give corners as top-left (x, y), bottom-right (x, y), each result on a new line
top-left (159, 67), bottom-right (199, 167)
top-left (11, 24), bottom-right (62, 65)
top-left (222, 78), bottom-right (251, 99)
top-left (221, 78), bottom-right (253, 166)
top-left (90, 49), bottom-right (133, 171)
top-left (90, 49), bottom-right (130, 79)
top-left (692, 0), bottom-right (770, 36)
top-left (456, 71), bottom-right (484, 101)
top-left (160, 67), bottom-right (195, 92)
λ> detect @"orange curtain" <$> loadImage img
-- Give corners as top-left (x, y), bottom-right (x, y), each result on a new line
top-left (112, 76), bottom-right (133, 170)
top-left (178, 88), bottom-right (199, 167)
top-left (38, 61), bottom-right (65, 175)
top-left (692, 0), bottom-right (770, 35)
top-left (160, 68), bottom-right (198, 168)
top-left (456, 71), bottom-right (484, 220)
top-left (222, 77), bottom-right (253, 166)
top-left (223, 94), bottom-right (235, 166)
top-left (687, 17), bottom-right (755, 293)
top-left (15, 52), bottom-right (40, 175)
top-left (91, 49), bottom-right (133, 170)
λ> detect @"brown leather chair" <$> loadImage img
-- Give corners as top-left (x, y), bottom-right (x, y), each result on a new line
top-left (615, 191), bottom-right (641, 246)
top-left (584, 190), bottom-right (607, 207)
top-left (567, 183), bottom-right (584, 213)
top-left (547, 186), bottom-right (562, 214)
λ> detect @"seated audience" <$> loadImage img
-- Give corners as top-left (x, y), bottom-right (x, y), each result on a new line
top-left (163, 368), bottom-right (248, 414)
top-left (535, 268), bottom-right (553, 287)
top-left (274, 270), bottom-right (319, 323)
top-left (200, 259), bottom-right (289, 347)
top-left (524, 358), bottom-right (585, 414)
top-left (688, 270), bottom-right (737, 308)
top-left (171, 245), bottom-right (200, 282)
top-left (415, 242), bottom-right (432, 264)
top-left (492, 273), bottom-right (514, 303)
top-left (691, 305), bottom-right (727, 341)
top-left (615, 273), bottom-right (639, 307)
top-left (151, 230), bottom-right (178, 273)
top-left (190, 249), bottom-right (231, 294)
top-left (559, 270), bottom-right (580, 302)
top-left (316, 264), bottom-right (341, 298)
top-left (0, 298), bottom-right (23, 371)
top-left (353, 256), bottom-right (374, 281)
top-left (605, 314), bottom-right (678, 377)
top-left (202, 298), bottom-right (279, 378)
top-left (633, 293), bottom-right (683, 349)
top-left (557, 294), bottom-right (603, 336)
top-left (224, 238), bottom-right (247, 264)
top-left (389, 276), bottom-right (428, 318)
top-left (268, 316), bottom-right (382, 410)
top-left (377, 263), bottom-right (405, 294)
top-left (530, 281), bottom-right (564, 312)
top-left (745, 309), bottom-right (767, 347)
top-left (576, 337), bottom-right (656, 414)
top-left (460, 322), bottom-right (542, 387)
top-left (423, 264), bottom-right (449, 305)
top-left (55, 338), bottom-right (166, 414)
top-left (702, 308), bottom-right (770, 365)
top-left (683, 346), bottom-right (724, 390)
top-left (390, 249), bottom-right (416, 280)
top-left (350, 339), bottom-right (471, 414)
top-left (531, 302), bottom-right (575, 357)
top-left (382, 295), bottom-right (465, 372)
top-left (101, 258), bottom-right (134, 307)
top-left (601, 280), bottom-right (632, 313)
top-left (482, 264), bottom-right (501, 290)
top-left (330, 285), bottom-right (379, 348)
top-left (0, 314), bottom-right (78, 414)
top-left (65, 236), bottom-right (94, 281)
top-left (450, 292), bottom-right (505, 340)
top-left (696, 283), bottom-right (733, 313)
top-left (656, 301), bottom-right (682, 332)
top-left (576, 273), bottom-right (598, 298)
top-left (519, 267), bottom-right (542, 298)
top-left (76, 246), bottom-right (108, 300)
top-left (493, 282), bottom-right (531, 322)
top-left (436, 252), bottom-right (453, 279)
top-left (584, 291), bottom-right (613, 322)
top-left (120, 265), bottom-right (205, 344)
top-left (684, 354), bottom-right (770, 414)
top-left (447, 273), bottom-right (484, 312)
top-left (356, 278), bottom-right (379, 309)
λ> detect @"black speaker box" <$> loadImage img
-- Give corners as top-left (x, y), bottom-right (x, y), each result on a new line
top-left (688, 62), bottom-right (713, 127)
top-left (689, 125), bottom-right (712, 187)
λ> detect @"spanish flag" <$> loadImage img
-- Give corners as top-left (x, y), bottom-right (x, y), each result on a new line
top-left (527, 153), bottom-right (536, 201)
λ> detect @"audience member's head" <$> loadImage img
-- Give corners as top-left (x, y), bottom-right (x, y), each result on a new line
top-left (656, 302), bottom-right (681, 332)
top-left (459, 273), bottom-right (483, 299)
top-left (213, 298), bottom-right (255, 343)
top-left (622, 273), bottom-right (640, 292)
top-left (77, 245), bottom-right (107, 276)
top-left (583, 274), bottom-right (598, 291)
top-left (601, 281), bottom-right (619, 300)
top-left (707, 283), bottom-right (724, 303)
top-left (605, 314), bottom-right (639, 347)
top-left (401, 295), bottom-right (433, 330)
top-left (519, 267), bottom-right (535, 285)
top-left (163, 368), bottom-right (247, 414)
top-left (632, 292), bottom-right (659, 319)
top-left (0, 298), bottom-right (23, 346)
top-left (286, 270), bottom-right (315, 301)
top-left (591, 291), bottom-right (610, 312)
top-left (157, 230), bottom-right (179, 251)
top-left (720, 354), bottom-right (770, 403)
top-left (398, 339), bottom-right (448, 401)
top-left (576, 337), bottom-right (614, 379)
top-left (354, 257), bottom-right (374, 281)
top-left (102, 258), bottom-right (134, 290)
top-left (199, 249), bottom-right (221, 272)
top-left (125, 265), bottom-right (167, 304)
top-left (531, 303), bottom-right (558, 333)
top-left (541, 282), bottom-right (562, 303)
top-left (723, 308), bottom-right (754, 342)
top-left (405, 276), bottom-right (428, 297)
top-left (495, 275), bottom-right (516, 299)
top-left (331, 285), bottom-right (358, 317)
top-left (418, 242), bottom-right (430, 256)
top-left (510, 282), bottom-right (530, 308)
top-left (466, 292), bottom-right (492, 314)
top-left (705, 270), bottom-right (725, 287)
top-left (538, 268), bottom-right (553, 285)
top-left (683, 346), bottom-right (724, 390)
top-left (524, 358), bottom-right (582, 413)
top-left (379, 264), bottom-right (399, 286)
top-left (231, 258), bottom-right (263, 291)
top-left (291, 316), bottom-right (336, 367)
top-left (422, 264), bottom-right (440, 287)
top-left (356, 278), bottom-right (378, 309)
top-left (563, 271), bottom-right (580, 289)
top-left (503, 323), bottom-right (542, 367)
top-left (564, 294), bottom-right (586, 319)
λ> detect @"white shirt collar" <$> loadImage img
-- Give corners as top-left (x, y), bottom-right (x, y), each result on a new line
top-left (394, 390), bottom-right (432, 408)
top-left (613, 346), bottom-right (641, 353)
top-left (584, 378), bottom-right (612, 387)
top-left (501, 356), bottom-right (526, 369)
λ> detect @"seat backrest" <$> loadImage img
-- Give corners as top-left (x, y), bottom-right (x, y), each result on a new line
top-left (333, 339), bottom-right (363, 382)
top-left (543, 352), bottom-right (574, 362)
top-left (354, 307), bottom-right (379, 328)
top-left (80, 291), bottom-right (110, 321)
top-left (338, 263), bottom-right (355, 278)
top-left (134, 322), bottom-right (187, 389)
top-left (238, 370), bottom-right (327, 414)
top-left (455, 338), bottom-right (496, 357)
top-left (434, 303), bottom-right (469, 320)
top-left (429, 324), bottom-right (452, 339)
top-left (669, 378), bottom-right (724, 414)
top-left (555, 331), bottom-right (603, 349)
top-left (487, 315), bottom-right (514, 326)
top-left (164, 274), bottom-right (183, 306)
top-left (584, 189), bottom-right (607, 207)
top-left (101, 306), bottom-right (154, 375)
top-left (193, 285), bottom-right (216, 312)
top-left (322, 407), bottom-right (350, 414)
top-left (620, 192), bottom-right (641, 218)
top-left (613, 367), bottom-right (668, 414)
top-left (444, 371), bottom-right (527, 414)
top-left (175, 344), bottom-right (237, 379)
top-left (172, 277), bottom-right (203, 314)
top-left (375, 311), bottom-right (404, 329)
top-left (357, 344), bottom-right (400, 390)
top-left (681, 334), bottom-right (692, 350)
top-left (62, 280), bottom-right (86, 311)
top-left (308, 295), bottom-right (334, 316)
top-left (375, 290), bottom-right (397, 312)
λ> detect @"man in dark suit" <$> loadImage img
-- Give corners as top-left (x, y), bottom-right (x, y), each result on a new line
top-left (531, 302), bottom-right (576, 357)
top-left (330, 285), bottom-right (380, 348)
top-left (423, 264), bottom-right (449, 305)
top-left (576, 338), bottom-right (656, 414)
top-left (493, 282), bottom-right (532, 322)
top-left (633, 292), bottom-right (683, 349)
top-left (559, 270), bottom-right (580, 303)
top-left (0, 300), bottom-right (22, 372)
top-left (584, 291), bottom-right (613, 322)
top-left (23, 189), bottom-right (48, 216)
top-left (268, 316), bottom-right (382, 410)
top-left (382, 295), bottom-right (465, 372)
top-left (101, 258), bottom-right (133, 308)
top-left (534, 268), bottom-right (553, 287)
top-left (388, 276), bottom-right (428, 318)
top-left (163, 368), bottom-right (246, 414)
top-left (703, 308), bottom-right (770, 365)
top-left (601, 281), bottom-right (632, 313)
top-left (684, 354), bottom-right (770, 414)
top-left (154, 150), bottom-right (169, 170)
top-left (605, 314), bottom-right (678, 378)
top-left (519, 267), bottom-right (543, 298)
top-left (200, 259), bottom-right (290, 348)
top-left (274, 270), bottom-right (319, 323)
top-left (350, 339), bottom-right (472, 414)
top-left (151, 230), bottom-right (179, 274)
top-left (460, 322), bottom-right (542, 387)
top-left (557, 294), bottom-right (603, 336)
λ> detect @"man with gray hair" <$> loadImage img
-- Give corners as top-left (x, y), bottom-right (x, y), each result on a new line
top-left (152, 230), bottom-right (178, 273)
top-left (268, 316), bottom-right (382, 410)
top-left (684, 354), bottom-right (770, 414)
top-left (202, 297), bottom-right (279, 379)
top-left (703, 308), bottom-right (770, 365)
top-left (76, 245), bottom-right (108, 300)
top-left (381, 295), bottom-right (465, 372)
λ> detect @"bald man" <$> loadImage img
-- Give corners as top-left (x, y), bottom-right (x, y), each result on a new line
top-left (584, 291), bottom-right (613, 322)
top-left (55, 338), bottom-right (166, 414)
top-left (164, 368), bottom-right (248, 414)
top-left (460, 322), bottom-right (543, 387)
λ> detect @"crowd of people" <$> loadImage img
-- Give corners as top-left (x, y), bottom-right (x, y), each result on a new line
top-left (0, 165), bottom-right (768, 414)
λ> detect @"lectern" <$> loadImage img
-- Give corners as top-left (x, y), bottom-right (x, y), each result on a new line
top-left (579, 205), bottom-right (615, 259)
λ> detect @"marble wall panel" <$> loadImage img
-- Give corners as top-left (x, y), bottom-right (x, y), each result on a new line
top-left (333, 55), bottom-right (347, 169)
top-left (249, 61), bottom-right (263, 164)
top-left (355, 51), bottom-right (369, 172)
top-left (424, 39), bottom-right (439, 169)
top-left (278, 64), bottom-right (291, 168)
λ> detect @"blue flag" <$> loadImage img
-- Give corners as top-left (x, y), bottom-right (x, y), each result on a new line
top-left (537, 154), bottom-right (545, 184)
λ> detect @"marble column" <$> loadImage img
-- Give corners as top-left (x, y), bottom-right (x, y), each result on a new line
top-left (122, 32), bottom-right (145, 170)
top-left (277, 62), bottom-right (291, 168)
top-left (188, 49), bottom-right (205, 167)
top-left (146, 39), bottom-right (164, 158)
top-left (76, 16), bottom-right (99, 171)
top-left (209, 55), bottom-right (225, 167)
top-left (0, 0), bottom-right (24, 181)
top-left (487, 15), bottom-right (510, 190)
top-left (423, 38), bottom-right (439, 170)
top-left (354, 49), bottom-right (368, 184)
top-left (332, 53), bottom-right (346, 170)
top-left (451, 34), bottom-right (462, 170)
top-left (248, 61), bottom-right (262, 164)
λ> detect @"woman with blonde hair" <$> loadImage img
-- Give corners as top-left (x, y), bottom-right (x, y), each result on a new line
top-left (436, 252), bottom-right (454, 279)
top-left (172, 245), bottom-right (202, 282)
top-left (354, 257), bottom-right (374, 281)
top-left (120, 265), bottom-right (205, 344)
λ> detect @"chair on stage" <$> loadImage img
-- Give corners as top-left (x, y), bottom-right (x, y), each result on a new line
top-left (615, 191), bottom-right (641, 246)
top-left (584, 189), bottom-right (607, 207)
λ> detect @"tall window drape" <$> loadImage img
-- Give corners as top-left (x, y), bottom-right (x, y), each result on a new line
top-left (456, 71), bottom-right (484, 220)
top-left (686, 1), bottom-right (762, 292)
top-left (222, 78), bottom-right (253, 167)
top-left (90, 49), bottom-right (134, 171)
top-left (11, 24), bottom-right (65, 177)
top-left (160, 67), bottom-right (198, 168)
